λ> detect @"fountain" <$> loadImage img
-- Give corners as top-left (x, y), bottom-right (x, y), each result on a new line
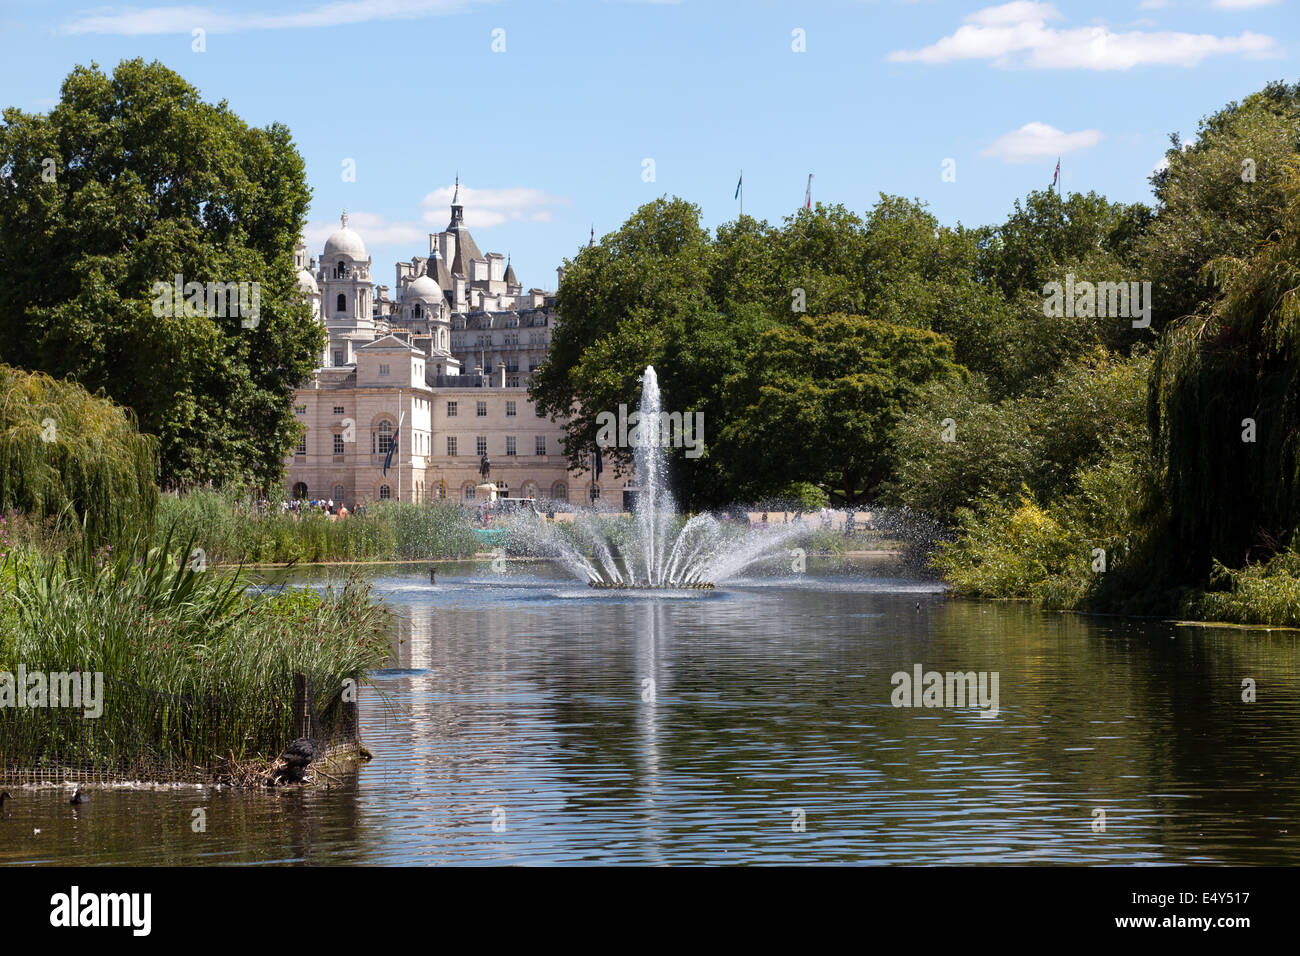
top-left (521, 366), bottom-right (810, 589)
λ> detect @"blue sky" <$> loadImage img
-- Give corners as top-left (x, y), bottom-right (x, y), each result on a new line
top-left (0, 0), bottom-right (1294, 290)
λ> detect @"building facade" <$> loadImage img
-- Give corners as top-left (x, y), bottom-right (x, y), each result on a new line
top-left (285, 184), bottom-right (599, 508)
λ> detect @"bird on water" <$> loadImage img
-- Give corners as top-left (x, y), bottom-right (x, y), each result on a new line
top-left (69, 788), bottom-right (89, 805)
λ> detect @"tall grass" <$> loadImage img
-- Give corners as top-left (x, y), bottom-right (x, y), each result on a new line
top-left (0, 531), bottom-right (391, 779)
top-left (154, 488), bottom-right (481, 564)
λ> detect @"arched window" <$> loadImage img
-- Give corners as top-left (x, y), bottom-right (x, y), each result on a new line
top-left (292, 482), bottom-right (308, 499)
top-left (463, 483), bottom-right (477, 501)
top-left (551, 482), bottom-right (568, 502)
top-left (414, 303), bottom-right (422, 318)
top-left (372, 419), bottom-right (394, 455)
top-left (333, 484), bottom-right (345, 502)
top-left (336, 293), bottom-right (346, 313)
top-left (379, 484), bottom-right (391, 500)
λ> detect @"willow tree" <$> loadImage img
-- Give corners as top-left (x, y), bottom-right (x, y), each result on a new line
top-left (1150, 169), bottom-right (1300, 579)
top-left (0, 365), bottom-right (158, 543)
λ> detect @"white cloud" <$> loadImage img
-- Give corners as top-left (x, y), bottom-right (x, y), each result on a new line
top-left (888, 1), bottom-right (1277, 69)
top-left (304, 211), bottom-right (427, 251)
top-left (1212, 0), bottom-right (1280, 8)
top-left (301, 184), bottom-right (569, 254)
top-left (981, 122), bottom-right (1103, 163)
top-left (60, 0), bottom-right (491, 36)
top-left (418, 184), bottom-right (570, 229)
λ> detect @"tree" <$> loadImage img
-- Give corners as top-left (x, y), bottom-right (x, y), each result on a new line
top-left (0, 59), bottom-right (320, 489)
top-left (717, 313), bottom-right (964, 502)
top-left (1140, 81), bottom-right (1300, 330)
top-left (1150, 166), bottom-right (1300, 579)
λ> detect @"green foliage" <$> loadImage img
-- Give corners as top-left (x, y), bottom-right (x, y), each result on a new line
top-left (0, 364), bottom-right (158, 545)
top-left (1149, 165), bottom-right (1300, 581)
top-left (0, 59), bottom-right (321, 489)
top-left (780, 482), bottom-right (830, 511)
top-left (1185, 552), bottom-right (1300, 626)
top-left (153, 488), bottom-right (480, 564)
top-left (1141, 81), bottom-right (1300, 329)
top-left (0, 533), bottom-right (390, 773)
top-left (890, 351), bottom-right (1151, 519)
top-left (719, 313), bottom-right (964, 501)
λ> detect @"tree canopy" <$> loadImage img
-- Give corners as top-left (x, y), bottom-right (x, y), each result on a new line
top-left (0, 59), bottom-right (321, 489)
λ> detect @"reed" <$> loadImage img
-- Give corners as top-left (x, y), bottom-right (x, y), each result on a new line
top-left (0, 530), bottom-right (390, 780)
top-left (153, 488), bottom-right (481, 565)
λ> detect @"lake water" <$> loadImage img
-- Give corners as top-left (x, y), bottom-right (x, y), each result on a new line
top-left (3, 557), bottom-right (1298, 865)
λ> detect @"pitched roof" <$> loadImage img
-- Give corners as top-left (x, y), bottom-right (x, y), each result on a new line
top-left (358, 334), bottom-right (422, 354)
top-left (450, 225), bottom-right (484, 278)
top-left (504, 259), bottom-right (518, 286)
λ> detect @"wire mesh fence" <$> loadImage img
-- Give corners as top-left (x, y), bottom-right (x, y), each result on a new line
top-left (0, 671), bottom-right (359, 786)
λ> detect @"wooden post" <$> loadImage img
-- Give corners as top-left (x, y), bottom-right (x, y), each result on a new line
top-left (292, 672), bottom-right (310, 739)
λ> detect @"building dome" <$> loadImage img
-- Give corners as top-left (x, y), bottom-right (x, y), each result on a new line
top-left (296, 268), bottom-right (318, 295)
top-left (324, 212), bottom-right (367, 260)
top-left (406, 273), bottom-right (441, 302)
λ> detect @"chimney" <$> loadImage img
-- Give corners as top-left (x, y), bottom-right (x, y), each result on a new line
top-left (497, 362), bottom-right (506, 388)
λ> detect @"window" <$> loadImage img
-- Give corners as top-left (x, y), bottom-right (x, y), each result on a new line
top-left (506, 437), bottom-right (516, 456)
top-left (296, 434), bottom-right (307, 455)
top-left (464, 484), bottom-right (476, 501)
top-left (333, 406), bottom-right (345, 415)
top-left (378, 364), bottom-right (390, 377)
top-left (447, 437), bottom-right (457, 456)
top-left (379, 485), bottom-right (391, 500)
top-left (336, 293), bottom-right (346, 313)
top-left (535, 436), bottom-right (546, 456)
top-left (294, 405), bottom-right (306, 415)
top-left (374, 420), bottom-right (394, 455)
top-left (333, 434), bottom-right (345, 455)
top-left (447, 401), bottom-right (457, 417)
top-left (333, 484), bottom-right (345, 501)
top-left (536, 405), bottom-right (545, 418)
top-left (333, 350), bottom-right (343, 366)
top-left (476, 436), bottom-right (487, 457)
top-left (292, 482), bottom-right (308, 499)
top-left (506, 401), bottom-right (516, 417)
top-left (476, 401), bottom-right (487, 417)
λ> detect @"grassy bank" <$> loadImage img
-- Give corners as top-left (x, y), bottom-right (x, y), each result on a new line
top-left (154, 488), bottom-right (481, 565)
top-left (0, 534), bottom-right (391, 781)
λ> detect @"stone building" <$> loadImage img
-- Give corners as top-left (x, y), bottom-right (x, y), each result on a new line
top-left (284, 184), bottom-right (598, 508)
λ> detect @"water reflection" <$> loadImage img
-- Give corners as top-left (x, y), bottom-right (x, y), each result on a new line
top-left (3, 559), bottom-right (1298, 865)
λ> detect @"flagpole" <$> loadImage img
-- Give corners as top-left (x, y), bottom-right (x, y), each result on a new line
top-left (739, 169), bottom-right (743, 218)
top-left (397, 403), bottom-right (406, 503)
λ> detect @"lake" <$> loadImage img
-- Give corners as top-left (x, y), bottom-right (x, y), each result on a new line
top-left (3, 557), bottom-right (1298, 865)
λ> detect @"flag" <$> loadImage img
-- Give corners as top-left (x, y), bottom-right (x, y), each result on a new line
top-left (382, 430), bottom-right (398, 476)
top-left (735, 173), bottom-right (742, 199)
top-left (805, 173), bottom-right (813, 210)
top-left (595, 446), bottom-right (603, 479)
top-left (1052, 157), bottom-right (1060, 188)
top-left (383, 411), bottom-right (405, 476)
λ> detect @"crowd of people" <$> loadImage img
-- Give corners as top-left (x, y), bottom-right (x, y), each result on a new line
top-left (278, 498), bottom-right (362, 519)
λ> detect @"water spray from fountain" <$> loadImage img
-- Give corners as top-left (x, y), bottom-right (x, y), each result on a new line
top-left (523, 366), bottom-right (812, 589)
